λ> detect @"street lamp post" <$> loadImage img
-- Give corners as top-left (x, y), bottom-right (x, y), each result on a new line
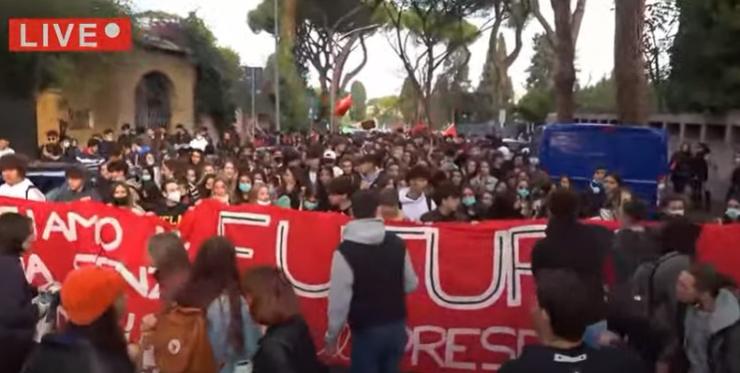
top-left (273, 0), bottom-right (281, 132)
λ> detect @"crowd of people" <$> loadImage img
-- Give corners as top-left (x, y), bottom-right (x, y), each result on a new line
top-left (1, 123), bottom-right (739, 226)
top-left (0, 123), bottom-right (739, 373)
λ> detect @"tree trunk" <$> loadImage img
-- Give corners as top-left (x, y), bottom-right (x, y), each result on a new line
top-left (615, 0), bottom-right (648, 125)
top-left (551, 0), bottom-right (576, 122)
top-left (281, 0), bottom-right (297, 44)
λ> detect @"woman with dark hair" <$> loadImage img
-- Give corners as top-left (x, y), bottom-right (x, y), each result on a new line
top-left (23, 266), bottom-right (134, 373)
top-left (176, 237), bottom-right (261, 373)
top-left (242, 266), bottom-right (326, 373)
top-left (276, 167), bottom-right (305, 210)
top-left (233, 170), bottom-right (254, 205)
top-left (147, 233), bottom-right (191, 304)
top-left (558, 175), bottom-right (572, 190)
top-left (600, 173), bottom-right (632, 221)
top-left (316, 166), bottom-right (333, 211)
top-left (109, 181), bottom-right (144, 213)
top-left (199, 174), bottom-right (217, 199)
top-left (0, 213), bottom-right (37, 373)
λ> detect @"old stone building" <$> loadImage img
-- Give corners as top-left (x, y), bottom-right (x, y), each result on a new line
top-left (36, 35), bottom-right (196, 146)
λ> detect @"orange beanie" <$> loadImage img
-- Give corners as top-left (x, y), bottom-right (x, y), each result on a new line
top-left (61, 266), bottom-right (126, 326)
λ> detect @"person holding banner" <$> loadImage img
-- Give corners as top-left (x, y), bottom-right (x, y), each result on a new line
top-left (0, 213), bottom-right (37, 373)
top-left (325, 190), bottom-right (418, 373)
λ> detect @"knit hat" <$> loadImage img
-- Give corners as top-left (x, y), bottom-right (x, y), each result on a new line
top-left (61, 266), bottom-right (126, 326)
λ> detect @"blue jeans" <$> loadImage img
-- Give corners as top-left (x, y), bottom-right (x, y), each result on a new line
top-left (351, 321), bottom-right (407, 373)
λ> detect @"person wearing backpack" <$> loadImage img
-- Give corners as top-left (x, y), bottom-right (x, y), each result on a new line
top-left (611, 200), bottom-right (660, 283)
top-left (175, 237), bottom-right (261, 373)
top-left (242, 266), bottom-right (327, 373)
top-left (22, 266), bottom-right (135, 373)
top-left (0, 154), bottom-right (45, 201)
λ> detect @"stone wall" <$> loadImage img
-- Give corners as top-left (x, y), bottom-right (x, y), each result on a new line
top-left (36, 47), bottom-right (196, 146)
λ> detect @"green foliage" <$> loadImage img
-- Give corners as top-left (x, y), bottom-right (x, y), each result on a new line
top-left (431, 48), bottom-right (471, 125)
top-left (368, 95), bottom-right (403, 125)
top-left (516, 88), bottom-right (554, 124)
top-left (264, 52), bottom-right (310, 131)
top-left (667, 0), bottom-right (740, 112)
top-left (180, 12), bottom-right (243, 132)
top-left (525, 33), bottom-right (555, 90)
top-left (399, 77), bottom-right (420, 123)
top-left (575, 76), bottom-right (617, 113)
top-left (350, 81), bottom-right (368, 121)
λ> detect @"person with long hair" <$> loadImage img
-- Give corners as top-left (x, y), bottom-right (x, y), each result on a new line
top-left (601, 173), bottom-right (632, 221)
top-left (199, 174), bottom-right (217, 199)
top-left (23, 266), bottom-right (135, 373)
top-left (0, 213), bottom-right (37, 373)
top-left (233, 171), bottom-right (254, 205)
top-left (211, 177), bottom-right (232, 205)
top-left (277, 167), bottom-right (304, 209)
top-left (109, 181), bottom-right (144, 213)
top-left (175, 237), bottom-right (261, 373)
top-left (242, 267), bottom-right (327, 373)
top-left (147, 233), bottom-right (191, 305)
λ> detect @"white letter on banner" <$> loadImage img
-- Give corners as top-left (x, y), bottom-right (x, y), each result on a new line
top-left (95, 217), bottom-right (122, 251)
top-left (20, 24), bottom-right (37, 47)
top-left (410, 325), bottom-right (446, 368)
top-left (0, 206), bottom-right (19, 215)
top-left (506, 225), bottom-right (545, 307)
top-left (444, 328), bottom-right (478, 370)
top-left (480, 326), bottom-right (516, 371)
top-left (78, 23), bottom-right (97, 47)
top-left (24, 254), bottom-right (54, 284)
top-left (276, 220), bottom-right (330, 298)
top-left (42, 212), bottom-right (74, 241)
top-left (73, 254), bottom-right (154, 298)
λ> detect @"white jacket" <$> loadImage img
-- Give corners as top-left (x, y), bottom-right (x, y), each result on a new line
top-left (0, 178), bottom-right (45, 201)
top-left (398, 187), bottom-right (435, 222)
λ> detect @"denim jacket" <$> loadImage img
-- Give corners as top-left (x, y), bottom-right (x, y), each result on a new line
top-left (206, 294), bottom-right (262, 373)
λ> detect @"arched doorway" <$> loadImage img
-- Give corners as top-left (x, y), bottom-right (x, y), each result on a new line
top-left (135, 71), bottom-right (173, 129)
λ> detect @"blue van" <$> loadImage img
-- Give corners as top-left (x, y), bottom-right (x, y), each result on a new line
top-left (538, 123), bottom-right (668, 204)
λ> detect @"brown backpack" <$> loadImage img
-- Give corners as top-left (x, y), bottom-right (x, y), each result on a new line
top-left (149, 306), bottom-right (218, 373)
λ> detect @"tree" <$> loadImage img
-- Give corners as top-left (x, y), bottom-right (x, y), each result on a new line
top-left (529, 0), bottom-right (586, 122)
top-left (667, 0), bottom-right (740, 113)
top-left (576, 76), bottom-right (617, 113)
top-left (615, 0), bottom-right (648, 124)
top-left (642, 0), bottom-right (678, 112)
top-left (516, 33), bottom-right (556, 123)
top-left (350, 81), bottom-right (368, 121)
top-left (178, 12), bottom-right (244, 131)
top-left (477, 0), bottom-right (530, 117)
top-left (379, 0), bottom-right (484, 128)
top-left (399, 77), bottom-right (420, 123)
top-left (432, 47), bottom-right (472, 125)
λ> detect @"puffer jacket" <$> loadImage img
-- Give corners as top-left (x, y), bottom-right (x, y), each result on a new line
top-left (0, 254), bottom-right (37, 373)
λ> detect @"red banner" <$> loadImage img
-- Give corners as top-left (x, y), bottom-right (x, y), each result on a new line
top-left (3, 197), bottom-right (740, 372)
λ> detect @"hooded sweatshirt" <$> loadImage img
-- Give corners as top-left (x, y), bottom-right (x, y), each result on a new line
top-left (326, 219), bottom-right (418, 345)
top-left (684, 289), bottom-right (740, 373)
top-left (398, 187), bottom-right (435, 222)
top-left (0, 178), bottom-right (45, 201)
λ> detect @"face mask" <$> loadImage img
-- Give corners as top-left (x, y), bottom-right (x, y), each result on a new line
top-left (462, 196), bottom-right (476, 207)
top-left (667, 209), bottom-right (685, 217)
top-left (142, 174), bottom-right (152, 182)
top-left (167, 191), bottom-right (181, 203)
top-left (304, 201), bottom-right (319, 211)
top-left (257, 200), bottom-right (271, 206)
top-left (658, 183), bottom-right (666, 191)
top-left (112, 197), bottom-right (128, 206)
top-left (726, 207), bottom-right (740, 220)
top-left (517, 188), bottom-right (530, 199)
top-left (239, 182), bottom-right (252, 193)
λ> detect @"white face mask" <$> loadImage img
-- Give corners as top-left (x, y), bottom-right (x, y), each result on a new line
top-left (166, 191), bottom-right (181, 203)
top-left (667, 209), bottom-right (685, 217)
top-left (257, 200), bottom-right (271, 206)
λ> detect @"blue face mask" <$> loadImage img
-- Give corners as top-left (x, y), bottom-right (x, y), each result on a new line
top-left (239, 182), bottom-right (252, 193)
top-left (726, 207), bottom-right (740, 220)
top-left (304, 201), bottom-right (319, 211)
top-left (517, 188), bottom-right (530, 199)
top-left (462, 196), bottom-right (476, 207)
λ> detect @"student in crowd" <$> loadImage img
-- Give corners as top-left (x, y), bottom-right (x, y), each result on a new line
top-left (0, 213), bottom-right (37, 373)
top-left (211, 177), bottom-right (232, 205)
top-left (23, 266), bottom-right (135, 373)
top-left (175, 237), bottom-right (261, 373)
top-left (558, 175), bottom-right (572, 190)
top-left (721, 195), bottom-right (740, 224)
top-left (153, 179), bottom-right (189, 225)
top-left (147, 232), bottom-right (191, 305)
top-left (75, 138), bottom-right (106, 174)
top-left (499, 269), bottom-right (647, 373)
top-left (661, 194), bottom-right (689, 219)
top-left (249, 183), bottom-right (273, 206)
top-left (0, 154), bottom-right (45, 201)
top-left (46, 165), bottom-right (100, 202)
top-left (0, 136), bottom-right (15, 158)
top-left (670, 143), bottom-right (693, 194)
top-left (729, 151), bottom-right (740, 201)
top-left (470, 160), bottom-right (498, 194)
top-left (398, 165), bottom-right (435, 222)
top-left (379, 188), bottom-right (405, 221)
top-left (325, 190), bottom-right (418, 373)
top-left (531, 189), bottom-right (614, 348)
top-left (611, 199), bottom-right (658, 283)
top-left (109, 181), bottom-right (143, 213)
top-left (277, 167), bottom-right (304, 210)
top-left (358, 153), bottom-right (389, 190)
top-left (39, 130), bottom-right (63, 162)
top-left (461, 185), bottom-right (486, 220)
top-left (582, 166), bottom-right (608, 217)
top-left (601, 173), bottom-right (632, 221)
top-left (675, 263), bottom-right (740, 373)
top-left (421, 182), bottom-right (468, 223)
top-left (242, 266), bottom-right (327, 373)
top-left (650, 217), bottom-right (701, 372)
top-left (199, 174), bottom-right (217, 199)
top-left (233, 170), bottom-right (254, 205)
top-left (328, 175), bottom-right (355, 216)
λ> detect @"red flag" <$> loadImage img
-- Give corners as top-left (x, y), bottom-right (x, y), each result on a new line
top-left (334, 95), bottom-right (353, 117)
top-left (442, 123), bottom-right (458, 137)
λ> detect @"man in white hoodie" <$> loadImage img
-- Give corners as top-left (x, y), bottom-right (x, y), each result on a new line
top-left (0, 154), bottom-right (45, 201)
top-left (398, 165), bottom-right (435, 221)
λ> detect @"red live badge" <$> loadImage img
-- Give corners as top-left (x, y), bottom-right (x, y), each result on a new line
top-left (8, 18), bottom-right (132, 52)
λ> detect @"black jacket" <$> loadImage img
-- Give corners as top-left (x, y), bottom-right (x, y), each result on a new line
top-left (500, 344), bottom-right (647, 373)
top-left (532, 218), bottom-right (614, 324)
top-left (0, 254), bottom-right (38, 373)
top-left (22, 330), bottom-right (134, 373)
top-left (253, 316), bottom-right (327, 373)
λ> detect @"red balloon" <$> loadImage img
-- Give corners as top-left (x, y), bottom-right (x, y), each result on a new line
top-left (334, 95), bottom-right (353, 117)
